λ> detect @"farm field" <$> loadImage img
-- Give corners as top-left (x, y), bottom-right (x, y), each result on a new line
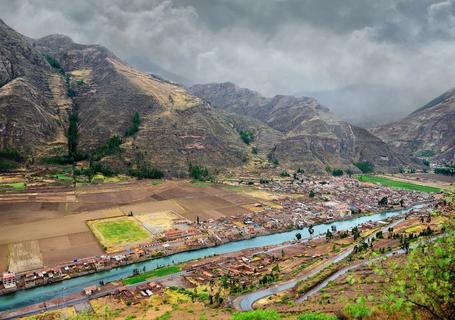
top-left (88, 217), bottom-right (152, 252)
top-left (356, 175), bottom-right (442, 193)
top-left (0, 180), bottom-right (266, 272)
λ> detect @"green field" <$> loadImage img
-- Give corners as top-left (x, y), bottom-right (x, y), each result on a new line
top-left (123, 265), bottom-right (181, 285)
top-left (356, 175), bottom-right (441, 193)
top-left (0, 182), bottom-right (26, 192)
top-left (89, 217), bottom-right (151, 248)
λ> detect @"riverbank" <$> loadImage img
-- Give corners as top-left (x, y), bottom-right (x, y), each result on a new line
top-left (0, 203), bottom-right (430, 314)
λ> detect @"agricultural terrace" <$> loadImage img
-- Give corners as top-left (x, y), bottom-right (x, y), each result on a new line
top-left (356, 175), bottom-right (441, 193)
top-left (88, 217), bottom-right (152, 252)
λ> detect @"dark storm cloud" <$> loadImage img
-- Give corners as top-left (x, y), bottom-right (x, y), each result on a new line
top-left (1, 0), bottom-right (455, 120)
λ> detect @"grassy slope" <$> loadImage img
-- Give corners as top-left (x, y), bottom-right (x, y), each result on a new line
top-left (356, 175), bottom-right (441, 193)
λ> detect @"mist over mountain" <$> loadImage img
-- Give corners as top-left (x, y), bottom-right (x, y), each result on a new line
top-left (2, 0), bottom-right (455, 125)
top-left (299, 84), bottom-right (433, 127)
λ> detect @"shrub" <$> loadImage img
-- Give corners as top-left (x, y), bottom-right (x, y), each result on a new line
top-left (252, 147), bottom-right (258, 154)
top-left (332, 168), bottom-right (344, 176)
top-left (344, 296), bottom-right (372, 319)
top-left (232, 309), bottom-right (281, 320)
top-left (0, 148), bottom-right (23, 162)
top-left (93, 135), bottom-right (123, 160)
top-left (129, 165), bottom-right (164, 179)
top-left (188, 162), bottom-right (211, 181)
top-left (0, 158), bottom-right (18, 171)
top-left (355, 161), bottom-right (374, 173)
top-left (125, 112), bottom-right (141, 137)
top-left (45, 55), bottom-right (63, 71)
top-left (280, 170), bottom-right (290, 177)
top-left (298, 311), bottom-right (337, 320)
top-left (239, 130), bottom-right (254, 144)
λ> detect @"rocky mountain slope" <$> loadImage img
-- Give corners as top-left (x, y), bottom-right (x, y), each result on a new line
top-left (190, 82), bottom-right (410, 172)
top-left (0, 20), bottom-right (248, 174)
top-left (372, 87), bottom-right (455, 165)
top-left (0, 20), bottom-right (69, 157)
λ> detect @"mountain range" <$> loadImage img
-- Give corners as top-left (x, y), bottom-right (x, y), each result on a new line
top-left (0, 19), bottom-right (453, 175)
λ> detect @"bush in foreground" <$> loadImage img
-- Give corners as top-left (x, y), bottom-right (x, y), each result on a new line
top-left (298, 312), bottom-right (337, 320)
top-left (232, 310), bottom-right (281, 320)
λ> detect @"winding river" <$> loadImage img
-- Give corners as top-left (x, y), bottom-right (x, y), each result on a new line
top-left (0, 205), bottom-right (420, 311)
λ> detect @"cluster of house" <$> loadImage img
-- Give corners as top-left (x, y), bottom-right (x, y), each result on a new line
top-left (262, 175), bottom-right (434, 216)
top-left (186, 252), bottom-right (280, 288)
top-left (0, 175), bottom-right (435, 295)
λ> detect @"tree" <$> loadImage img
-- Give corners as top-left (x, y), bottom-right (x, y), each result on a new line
top-left (295, 232), bottom-right (302, 240)
top-left (308, 225), bottom-right (315, 236)
top-left (309, 190), bottom-right (315, 198)
top-left (188, 162), bottom-right (211, 181)
top-left (355, 161), bottom-right (374, 173)
top-left (325, 229), bottom-right (333, 241)
top-left (378, 196), bottom-right (388, 206)
top-left (125, 112), bottom-right (141, 137)
top-left (239, 130), bottom-right (254, 144)
top-left (346, 168), bottom-right (353, 177)
top-left (383, 232), bottom-right (455, 320)
top-left (332, 168), bottom-right (344, 176)
top-left (68, 112), bottom-right (78, 158)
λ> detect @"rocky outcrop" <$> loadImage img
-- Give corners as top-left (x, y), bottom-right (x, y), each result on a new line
top-left (372, 88), bottom-right (455, 164)
top-left (190, 82), bottom-right (410, 172)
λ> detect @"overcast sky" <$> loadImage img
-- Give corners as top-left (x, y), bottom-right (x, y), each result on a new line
top-left (1, 0), bottom-right (455, 122)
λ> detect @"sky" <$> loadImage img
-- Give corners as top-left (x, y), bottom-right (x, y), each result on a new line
top-left (1, 0), bottom-right (455, 125)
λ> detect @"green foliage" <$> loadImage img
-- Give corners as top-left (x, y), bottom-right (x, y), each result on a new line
top-left (346, 168), bottom-right (353, 177)
top-left (309, 190), bottom-right (315, 198)
top-left (252, 147), bottom-right (258, 154)
top-left (354, 161), bottom-right (374, 173)
top-left (41, 155), bottom-right (74, 165)
top-left (280, 170), bottom-right (290, 177)
top-left (297, 168), bottom-right (305, 174)
top-left (125, 112), bottom-right (141, 137)
top-left (344, 296), bottom-right (372, 319)
top-left (122, 266), bottom-right (181, 285)
top-left (272, 159), bottom-right (279, 166)
top-left (92, 135), bottom-right (123, 160)
top-left (76, 79), bottom-right (85, 86)
top-left (382, 232), bottom-right (455, 320)
top-left (297, 312), bottom-right (337, 320)
top-left (332, 168), bottom-right (344, 176)
top-left (232, 310), bottom-right (281, 320)
top-left (188, 162), bottom-right (211, 181)
top-left (434, 166), bottom-right (455, 176)
top-left (90, 161), bottom-right (117, 177)
top-left (417, 149), bottom-right (435, 157)
top-left (0, 148), bottom-right (22, 162)
top-left (68, 112), bottom-right (78, 157)
top-left (239, 130), bottom-right (254, 144)
top-left (129, 164), bottom-right (164, 179)
top-left (0, 158), bottom-right (18, 171)
top-left (45, 55), bottom-right (63, 71)
top-left (0, 147), bottom-right (22, 171)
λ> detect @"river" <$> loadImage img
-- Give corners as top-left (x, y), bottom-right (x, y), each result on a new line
top-left (0, 205), bottom-right (419, 311)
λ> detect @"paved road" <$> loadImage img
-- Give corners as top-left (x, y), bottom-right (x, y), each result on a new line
top-left (233, 218), bottom-right (405, 311)
top-left (0, 271), bottom-right (187, 320)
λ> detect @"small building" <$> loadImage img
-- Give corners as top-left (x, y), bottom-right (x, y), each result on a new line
top-left (2, 272), bottom-right (16, 289)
